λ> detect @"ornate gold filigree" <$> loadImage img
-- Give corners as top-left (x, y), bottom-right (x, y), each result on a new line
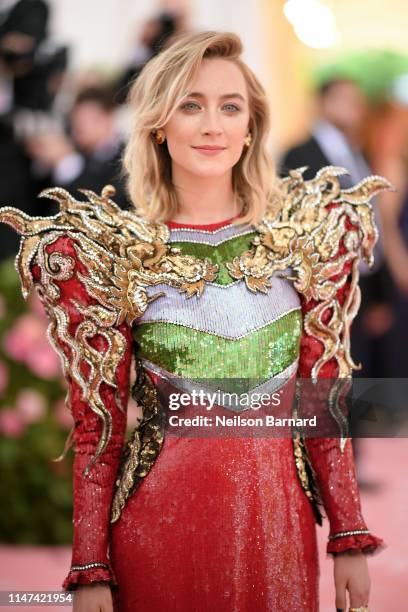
top-left (0, 185), bottom-right (217, 483)
top-left (0, 169), bottom-right (393, 520)
top-left (110, 357), bottom-right (166, 523)
top-left (27, 243), bottom-right (128, 476)
top-left (227, 166), bottom-right (393, 381)
top-left (0, 186), bottom-right (219, 323)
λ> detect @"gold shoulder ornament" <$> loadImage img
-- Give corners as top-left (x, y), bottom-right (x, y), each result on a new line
top-left (228, 165), bottom-right (393, 380)
top-left (0, 185), bottom-right (218, 320)
top-left (0, 186), bottom-right (217, 494)
top-left (229, 165), bottom-right (392, 523)
top-left (0, 168), bottom-right (393, 523)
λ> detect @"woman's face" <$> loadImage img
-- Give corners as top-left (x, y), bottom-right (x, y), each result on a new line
top-left (162, 58), bottom-right (251, 179)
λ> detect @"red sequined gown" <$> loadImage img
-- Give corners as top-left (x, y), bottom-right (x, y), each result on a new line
top-left (32, 217), bottom-right (383, 612)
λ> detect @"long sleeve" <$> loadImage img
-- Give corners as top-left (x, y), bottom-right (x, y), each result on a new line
top-left (30, 234), bottom-right (132, 590)
top-left (297, 256), bottom-right (384, 556)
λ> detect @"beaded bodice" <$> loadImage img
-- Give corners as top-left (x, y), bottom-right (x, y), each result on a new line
top-left (0, 166), bottom-right (392, 528)
top-left (133, 221), bottom-right (302, 387)
top-left (0, 168), bottom-right (388, 589)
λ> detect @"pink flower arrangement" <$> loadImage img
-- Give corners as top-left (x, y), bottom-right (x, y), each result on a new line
top-left (0, 408), bottom-right (26, 438)
top-left (26, 346), bottom-right (62, 379)
top-left (15, 388), bottom-right (46, 424)
top-left (0, 360), bottom-right (9, 396)
top-left (3, 313), bottom-right (45, 359)
top-left (3, 313), bottom-right (61, 379)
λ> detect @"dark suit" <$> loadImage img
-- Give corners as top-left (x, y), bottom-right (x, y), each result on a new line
top-left (63, 144), bottom-right (130, 210)
top-left (280, 136), bottom-right (330, 181)
top-left (31, 141), bottom-right (131, 222)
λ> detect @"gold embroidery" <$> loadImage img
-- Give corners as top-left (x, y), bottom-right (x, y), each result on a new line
top-left (0, 187), bottom-right (218, 481)
top-left (0, 168), bottom-right (393, 521)
top-left (228, 166), bottom-right (393, 380)
top-left (31, 245), bottom-right (127, 477)
top-left (110, 358), bottom-right (166, 523)
top-left (1, 186), bottom-right (219, 322)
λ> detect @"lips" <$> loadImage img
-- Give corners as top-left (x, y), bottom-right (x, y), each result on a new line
top-left (191, 145), bottom-right (227, 156)
top-left (192, 145), bottom-right (226, 150)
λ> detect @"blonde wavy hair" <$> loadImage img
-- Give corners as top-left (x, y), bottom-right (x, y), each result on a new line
top-left (123, 30), bottom-right (282, 225)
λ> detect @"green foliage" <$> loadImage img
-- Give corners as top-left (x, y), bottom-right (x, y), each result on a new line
top-left (313, 49), bottom-right (408, 103)
top-left (0, 257), bottom-right (73, 544)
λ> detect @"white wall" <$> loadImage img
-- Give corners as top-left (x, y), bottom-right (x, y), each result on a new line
top-left (189, 0), bottom-right (267, 81)
top-left (48, 0), bottom-right (153, 72)
top-left (48, 0), bottom-right (267, 81)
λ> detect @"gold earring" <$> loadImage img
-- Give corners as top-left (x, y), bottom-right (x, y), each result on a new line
top-left (153, 129), bottom-right (166, 144)
top-left (244, 132), bottom-right (252, 147)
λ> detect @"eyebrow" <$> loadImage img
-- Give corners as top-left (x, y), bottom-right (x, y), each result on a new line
top-left (185, 91), bottom-right (246, 102)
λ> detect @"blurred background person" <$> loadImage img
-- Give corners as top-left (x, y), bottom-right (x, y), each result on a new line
top-left (0, 0), bottom-right (68, 258)
top-left (115, 11), bottom-right (186, 104)
top-left (281, 77), bottom-right (394, 380)
top-left (25, 86), bottom-right (130, 210)
top-left (281, 78), bottom-right (370, 187)
top-left (371, 99), bottom-right (408, 377)
top-left (0, 0), bottom-right (67, 113)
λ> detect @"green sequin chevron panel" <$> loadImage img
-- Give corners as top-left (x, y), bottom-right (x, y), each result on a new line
top-left (133, 309), bottom-right (302, 380)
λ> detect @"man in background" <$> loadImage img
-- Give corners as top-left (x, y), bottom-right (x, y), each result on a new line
top-left (0, 0), bottom-right (68, 258)
top-left (115, 11), bottom-right (185, 104)
top-left (26, 86), bottom-right (129, 210)
top-left (281, 78), bottom-right (393, 379)
top-left (281, 78), bottom-right (370, 186)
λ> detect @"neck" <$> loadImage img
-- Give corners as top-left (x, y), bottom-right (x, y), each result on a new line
top-left (170, 166), bottom-right (240, 224)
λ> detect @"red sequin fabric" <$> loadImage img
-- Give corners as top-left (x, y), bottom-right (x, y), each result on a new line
top-left (30, 219), bottom-right (383, 611)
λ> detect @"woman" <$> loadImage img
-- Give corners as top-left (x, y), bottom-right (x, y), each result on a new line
top-left (0, 31), bottom-right (388, 612)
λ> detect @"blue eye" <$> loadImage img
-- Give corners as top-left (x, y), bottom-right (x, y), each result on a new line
top-left (223, 104), bottom-right (240, 112)
top-left (181, 102), bottom-right (201, 111)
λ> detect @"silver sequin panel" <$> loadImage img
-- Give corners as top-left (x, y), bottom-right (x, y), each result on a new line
top-left (168, 223), bottom-right (255, 246)
top-left (136, 276), bottom-right (301, 340)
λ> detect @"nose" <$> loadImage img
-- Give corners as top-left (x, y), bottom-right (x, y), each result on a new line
top-left (200, 107), bottom-right (223, 136)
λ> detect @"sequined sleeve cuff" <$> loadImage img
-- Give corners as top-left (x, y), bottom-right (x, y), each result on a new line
top-left (327, 530), bottom-right (385, 556)
top-left (62, 562), bottom-right (118, 592)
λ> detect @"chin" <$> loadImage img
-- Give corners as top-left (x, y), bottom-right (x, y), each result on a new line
top-left (197, 169), bottom-right (230, 178)
top-left (187, 163), bottom-right (233, 178)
